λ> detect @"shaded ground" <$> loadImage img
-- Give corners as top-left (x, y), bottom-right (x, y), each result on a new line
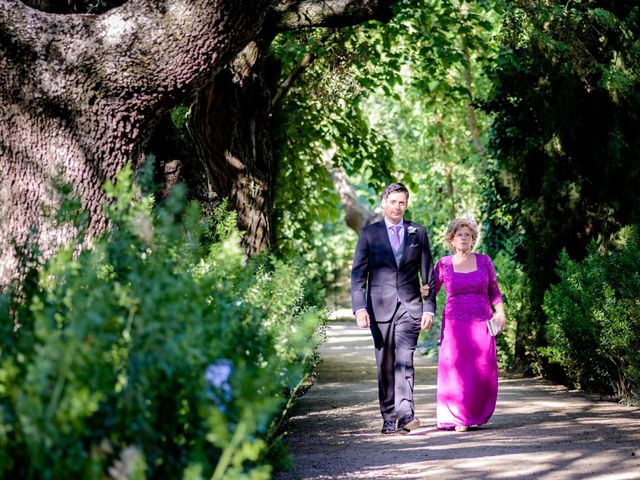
top-left (277, 321), bottom-right (640, 479)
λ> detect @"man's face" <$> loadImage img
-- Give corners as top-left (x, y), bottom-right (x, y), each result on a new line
top-left (382, 191), bottom-right (408, 223)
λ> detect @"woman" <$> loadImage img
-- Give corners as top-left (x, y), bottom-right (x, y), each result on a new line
top-left (422, 218), bottom-right (506, 432)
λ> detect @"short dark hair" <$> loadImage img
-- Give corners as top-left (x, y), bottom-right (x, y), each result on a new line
top-left (382, 182), bottom-right (409, 200)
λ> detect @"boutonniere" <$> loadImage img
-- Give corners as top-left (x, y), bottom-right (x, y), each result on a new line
top-left (407, 226), bottom-right (418, 234)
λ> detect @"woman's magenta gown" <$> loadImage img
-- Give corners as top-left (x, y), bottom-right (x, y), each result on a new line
top-left (434, 253), bottom-right (503, 429)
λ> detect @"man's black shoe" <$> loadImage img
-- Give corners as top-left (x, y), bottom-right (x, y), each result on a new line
top-left (381, 420), bottom-right (396, 435)
top-left (397, 416), bottom-right (420, 433)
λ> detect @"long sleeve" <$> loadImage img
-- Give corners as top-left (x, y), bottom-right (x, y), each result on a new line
top-left (485, 255), bottom-right (503, 306)
top-left (434, 259), bottom-right (444, 296)
top-left (350, 230), bottom-right (370, 313)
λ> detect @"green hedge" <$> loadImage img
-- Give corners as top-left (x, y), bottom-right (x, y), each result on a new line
top-left (0, 166), bottom-right (326, 479)
top-left (490, 247), bottom-right (527, 370)
top-left (541, 226), bottom-right (640, 401)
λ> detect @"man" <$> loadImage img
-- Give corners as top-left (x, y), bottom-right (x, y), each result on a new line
top-left (351, 182), bottom-right (436, 435)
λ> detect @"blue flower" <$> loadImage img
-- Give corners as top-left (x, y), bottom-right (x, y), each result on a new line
top-left (205, 359), bottom-right (233, 408)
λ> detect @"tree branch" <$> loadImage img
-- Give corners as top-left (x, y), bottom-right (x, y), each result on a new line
top-left (269, 0), bottom-right (398, 32)
top-left (0, 0), bottom-right (272, 110)
top-left (322, 145), bottom-right (380, 233)
top-left (462, 43), bottom-right (488, 171)
top-left (270, 32), bottom-right (332, 111)
top-left (271, 51), bottom-right (315, 110)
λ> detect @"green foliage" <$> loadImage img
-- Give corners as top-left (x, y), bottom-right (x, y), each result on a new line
top-left (271, 27), bottom-right (396, 220)
top-left (170, 105), bottom-right (192, 143)
top-left (270, 27), bottom-right (399, 297)
top-left (541, 226), bottom-right (640, 401)
top-left (483, 1), bottom-right (640, 370)
top-left (489, 244), bottom-right (528, 369)
top-left (271, 1), bottom-right (502, 301)
top-left (0, 165), bottom-right (325, 478)
top-left (357, 0), bottom-right (501, 250)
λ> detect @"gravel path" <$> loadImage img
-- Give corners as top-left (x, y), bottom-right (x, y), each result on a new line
top-left (277, 321), bottom-right (640, 480)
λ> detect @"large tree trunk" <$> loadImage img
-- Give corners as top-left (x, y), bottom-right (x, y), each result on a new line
top-left (188, 39), bottom-right (277, 255)
top-left (0, 0), bottom-right (271, 287)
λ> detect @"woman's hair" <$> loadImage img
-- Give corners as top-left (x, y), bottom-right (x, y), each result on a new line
top-left (444, 218), bottom-right (479, 251)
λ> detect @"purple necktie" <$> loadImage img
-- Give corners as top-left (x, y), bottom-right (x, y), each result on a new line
top-left (390, 225), bottom-right (401, 252)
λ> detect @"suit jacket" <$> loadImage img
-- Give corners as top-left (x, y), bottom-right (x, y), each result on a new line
top-left (350, 219), bottom-right (436, 322)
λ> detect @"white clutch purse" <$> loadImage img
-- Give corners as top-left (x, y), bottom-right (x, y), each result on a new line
top-left (487, 315), bottom-right (500, 336)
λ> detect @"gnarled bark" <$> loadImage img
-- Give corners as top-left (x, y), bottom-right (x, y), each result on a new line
top-left (269, 0), bottom-right (395, 31)
top-left (188, 39), bottom-right (277, 255)
top-left (0, 0), bottom-right (271, 286)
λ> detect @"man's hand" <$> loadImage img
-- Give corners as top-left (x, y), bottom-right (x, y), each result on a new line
top-left (355, 309), bottom-right (370, 329)
top-left (420, 312), bottom-right (434, 330)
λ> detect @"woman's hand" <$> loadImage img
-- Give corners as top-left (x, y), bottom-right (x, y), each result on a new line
top-left (420, 284), bottom-right (430, 298)
top-left (494, 312), bottom-right (506, 333)
top-left (492, 303), bottom-right (507, 333)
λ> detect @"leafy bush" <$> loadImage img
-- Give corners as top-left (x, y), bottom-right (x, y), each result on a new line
top-left (490, 246), bottom-right (527, 370)
top-left (0, 165), bottom-right (326, 479)
top-left (541, 226), bottom-right (640, 401)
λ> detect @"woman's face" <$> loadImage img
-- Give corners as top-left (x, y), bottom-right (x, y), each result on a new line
top-left (452, 226), bottom-right (474, 252)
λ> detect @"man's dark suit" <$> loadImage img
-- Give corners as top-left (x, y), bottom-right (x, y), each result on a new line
top-left (351, 219), bottom-right (436, 423)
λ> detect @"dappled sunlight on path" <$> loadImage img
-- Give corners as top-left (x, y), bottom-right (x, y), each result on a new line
top-left (277, 322), bottom-right (640, 479)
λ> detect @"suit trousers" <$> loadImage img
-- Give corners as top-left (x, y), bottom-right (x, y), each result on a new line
top-left (370, 301), bottom-right (420, 422)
